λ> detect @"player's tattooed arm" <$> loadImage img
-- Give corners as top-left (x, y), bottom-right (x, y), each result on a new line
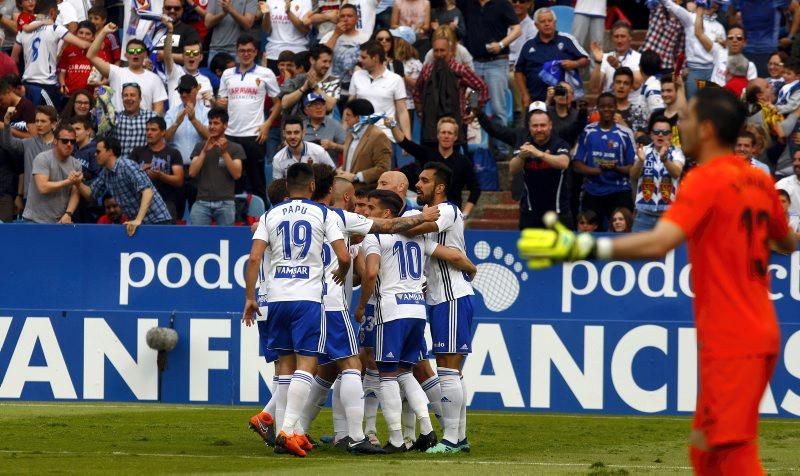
top-left (371, 205), bottom-right (440, 234)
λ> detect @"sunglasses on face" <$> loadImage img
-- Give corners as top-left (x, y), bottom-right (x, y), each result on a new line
top-left (651, 129), bottom-right (671, 136)
top-left (164, 5), bottom-right (182, 11)
top-left (376, 36), bottom-right (392, 42)
top-left (184, 49), bottom-right (201, 57)
top-left (57, 137), bottom-right (76, 145)
top-left (127, 47), bottom-right (145, 55)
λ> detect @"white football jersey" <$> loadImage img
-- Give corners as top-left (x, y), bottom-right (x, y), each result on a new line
top-left (362, 233), bottom-right (437, 324)
top-left (253, 199), bottom-right (345, 303)
top-left (17, 24), bottom-right (69, 85)
top-left (424, 202), bottom-right (474, 305)
top-left (323, 208), bottom-right (374, 312)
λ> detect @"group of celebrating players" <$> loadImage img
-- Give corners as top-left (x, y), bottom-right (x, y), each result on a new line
top-left (242, 160), bottom-right (476, 456)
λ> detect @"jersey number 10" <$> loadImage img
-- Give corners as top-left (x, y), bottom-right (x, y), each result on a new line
top-left (393, 241), bottom-right (422, 280)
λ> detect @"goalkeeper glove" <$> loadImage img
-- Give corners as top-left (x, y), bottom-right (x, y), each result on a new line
top-left (517, 212), bottom-right (612, 269)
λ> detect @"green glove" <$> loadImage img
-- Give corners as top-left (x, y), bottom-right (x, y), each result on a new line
top-left (517, 212), bottom-right (599, 269)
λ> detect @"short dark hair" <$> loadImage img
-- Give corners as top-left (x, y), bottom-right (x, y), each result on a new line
top-left (345, 98), bottom-right (375, 117)
top-left (639, 49), bottom-right (661, 77)
top-left (727, 23), bottom-right (746, 39)
top-left (236, 34), bottom-right (259, 50)
top-left (613, 67), bottom-right (634, 83)
top-left (339, 3), bottom-right (358, 16)
top-left (97, 135), bottom-right (122, 157)
top-left (126, 38), bottom-right (148, 52)
top-left (660, 75), bottom-right (675, 87)
top-left (277, 50), bottom-right (295, 63)
top-left (292, 51), bottom-right (311, 71)
top-left (87, 5), bottom-right (108, 19)
top-left (610, 20), bottom-right (631, 35)
top-left (693, 87), bottom-right (747, 147)
top-left (35, 0), bottom-right (57, 15)
top-left (76, 20), bottom-right (96, 35)
top-left (737, 130), bottom-right (757, 144)
top-left (577, 209), bottom-right (599, 226)
top-left (310, 44), bottom-right (333, 60)
top-left (268, 179), bottom-right (289, 205)
top-left (69, 115), bottom-right (94, 131)
top-left (354, 188), bottom-right (368, 198)
top-left (54, 123), bottom-right (75, 137)
top-left (283, 116), bottom-right (304, 130)
top-left (211, 52), bottom-right (235, 75)
top-left (648, 115), bottom-right (671, 132)
top-left (311, 164), bottom-right (336, 201)
top-left (422, 161), bottom-right (452, 193)
top-left (146, 116), bottom-right (167, 130)
top-left (778, 188), bottom-right (791, 202)
top-left (36, 105), bottom-right (58, 122)
top-left (2, 74), bottom-right (21, 89)
top-left (597, 92), bottom-right (616, 105)
top-left (208, 107), bottom-right (229, 124)
top-left (367, 189), bottom-right (404, 217)
top-left (785, 58), bottom-right (800, 75)
top-left (360, 41), bottom-right (386, 63)
top-left (286, 163), bottom-right (315, 194)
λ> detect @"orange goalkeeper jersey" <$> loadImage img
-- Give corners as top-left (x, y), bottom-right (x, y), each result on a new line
top-left (662, 155), bottom-right (790, 359)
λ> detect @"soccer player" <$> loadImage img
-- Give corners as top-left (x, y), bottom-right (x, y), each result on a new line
top-left (518, 88), bottom-right (797, 474)
top-left (356, 189), bottom-right (477, 453)
top-left (408, 162), bottom-right (476, 453)
top-left (243, 162), bottom-right (351, 457)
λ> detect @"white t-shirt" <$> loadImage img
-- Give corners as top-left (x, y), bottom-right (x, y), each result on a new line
top-left (323, 208), bottom-right (374, 311)
top-left (349, 68), bottom-right (406, 140)
top-left (63, 0), bottom-right (87, 21)
top-left (273, 141), bottom-right (336, 179)
top-left (16, 24), bottom-right (69, 85)
top-left (345, 0), bottom-right (378, 38)
top-left (218, 65), bottom-right (280, 137)
top-left (634, 144), bottom-right (685, 214)
top-left (362, 232), bottom-right (437, 323)
top-left (776, 175), bottom-right (800, 217)
top-left (108, 64), bottom-right (169, 112)
top-left (600, 49), bottom-right (642, 93)
top-left (574, 0), bottom-right (606, 17)
top-left (509, 16), bottom-right (537, 67)
top-left (56, 2), bottom-right (79, 26)
top-left (424, 202), bottom-right (474, 305)
top-left (166, 65), bottom-right (214, 111)
top-left (709, 44), bottom-right (758, 87)
top-left (638, 75), bottom-right (665, 118)
top-left (253, 198), bottom-right (345, 303)
top-left (264, 0), bottom-right (312, 60)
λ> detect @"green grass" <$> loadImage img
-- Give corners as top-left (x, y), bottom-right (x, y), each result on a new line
top-left (0, 403), bottom-right (798, 475)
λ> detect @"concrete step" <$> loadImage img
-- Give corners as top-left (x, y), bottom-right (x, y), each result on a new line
top-left (465, 218), bottom-right (518, 230)
top-left (481, 204), bottom-right (520, 220)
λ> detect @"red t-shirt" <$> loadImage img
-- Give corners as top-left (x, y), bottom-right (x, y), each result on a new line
top-left (662, 155), bottom-right (789, 359)
top-left (186, 0), bottom-right (209, 42)
top-left (97, 213), bottom-right (129, 224)
top-left (103, 33), bottom-right (121, 65)
top-left (16, 12), bottom-right (35, 32)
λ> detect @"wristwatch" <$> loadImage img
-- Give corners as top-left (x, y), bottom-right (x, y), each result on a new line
top-left (498, 40), bottom-right (505, 49)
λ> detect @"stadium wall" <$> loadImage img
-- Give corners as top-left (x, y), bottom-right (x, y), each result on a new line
top-left (1, 225), bottom-right (799, 417)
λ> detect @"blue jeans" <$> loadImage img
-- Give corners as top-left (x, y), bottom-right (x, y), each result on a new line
top-left (473, 58), bottom-right (510, 126)
top-left (632, 210), bottom-right (661, 232)
top-left (190, 200), bottom-right (236, 226)
top-left (685, 66), bottom-right (713, 100)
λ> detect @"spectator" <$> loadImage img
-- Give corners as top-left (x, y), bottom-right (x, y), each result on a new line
top-left (766, 51), bottom-right (787, 96)
top-left (0, 77), bottom-right (35, 138)
top-left (20, 124), bottom-right (82, 223)
top-left (458, 0), bottom-right (520, 133)
top-left (206, 0), bottom-right (259, 61)
top-left (573, 93), bottom-right (635, 230)
top-left (349, 40), bottom-right (410, 140)
top-left (589, 21), bottom-right (641, 95)
top-left (162, 21), bottom-right (213, 112)
top-left (218, 34), bottom-right (281, 199)
top-left (387, 116), bottom-right (480, 214)
top-left (87, 6), bottom-right (121, 65)
top-left (777, 189), bottom-right (800, 236)
top-left (515, 8), bottom-right (588, 105)
top-left (203, 52), bottom-right (236, 94)
top-left (725, 54), bottom-right (750, 98)
top-left (509, 0), bottom-right (538, 73)
top-left (113, 83), bottom-right (158, 159)
top-left (272, 116), bottom-right (335, 179)
top-left (129, 117), bottom-right (185, 221)
top-left (57, 0), bottom-right (80, 31)
top-left (660, 0), bottom-right (725, 99)
top-left (57, 21), bottom-right (104, 97)
top-left (321, 4), bottom-right (370, 97)
top-left (431, 0), bottom-right (466, 40)
top-left (390, 0), bottom-right (430, 52)
top-left (261, 0), bottom-right (312, 72)
top-left (2, 105), bottom-right (57, 206)
top-left (609, 207), bottom-right (632, 233)
top-left (183, 0), bottom-right (211, 46)
top-left (775, 59), bottom-right (800, 115)
top-left (507, 102), bottom-right (570, 228)
top-left (77, 135), bottom-right (174, 235)
top-left (630, 116), bottom-right (684, 232)
top-left (636, 50), bottom-right (666, 119)
top-left (609, 67), bottom-right (647, 133)
top-left (661, 75), bottom-right (687, 136)
top-left (69, 115), bottom-right (100, 181)
top-left (422, 24), bottom-right (475, 70)
top-left (776, 151), bottom-right (800, 216)
top-left (302, 93), bottom-right (346, 162)
top-left (12, 0), bottom-right (90, 107)
top-left (693, 5), bottom-right (757, 89)
top-left (187, 108), bottom-right (244, 225)
top-left (735, 130), bottom-right (771, 175)
top-left (152, 0), bottom-right (201, 65)
top-left (732, 0), bottom-right (781, 76)
top-left (393, 36), bottom-right (423, 128)
top-left (303, 0), bottom-right (340, 39)
top-left (60, 89), bottom-right (94, 125)
top-left (97, 195), bottom-right (128, 224)
top-left (349, 0), bottom-right (379, 38)
top-left (337, 98), bottom-right (391, 189)
top-left (546, 82), bottom-right (588, 147)
top-left (88, 24), bottom-right (168, 115)
top-left (414, 35), bottom-right (488, 148)
top-left (279, 44), bottom-right (341, 117)
top-left (373, 27), bottom-right (405, 76)
top-left (572, 0), bottom-right (606, 56)
top-left (575, 209), bottom-right (598, 232)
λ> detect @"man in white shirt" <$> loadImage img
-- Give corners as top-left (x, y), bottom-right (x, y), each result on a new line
top-left (735, 131), bottom-right (771, 175)
top-left (345, 0), bottom-right (378, 38)
top-left (273, 116), bottom-right (335, 179)
top-left (163, 19), bottom-right (214, 110)
top-left (88, 23), bottom-right (168, 115)
top-left (693, 5), bottom-right (757, 88)
top-left (218, 33), bottom-right (281, 199)
top-left (349, 40), bottom-right (410, 141)
top-left (776, 151), bottom-right (800, 216)
top-left (321, 4), bottom-right (370, 92)
top-left (262, 0), bottom-right (311, 70)
top-left (508, 0), bottom-right (537, 70)
top-left (589, 21), bottom-right (642, 94)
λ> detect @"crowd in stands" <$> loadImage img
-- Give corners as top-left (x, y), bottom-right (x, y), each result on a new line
top-left (0, 0), bottom-right (798, 238)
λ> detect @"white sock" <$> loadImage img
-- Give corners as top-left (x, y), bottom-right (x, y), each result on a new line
top-left (263, 375), bottom-right (279, 414)
top-left (363, 369), bottom-right (380, 435)
top-left (281, 370), bottom-right (313, 435)
top-left (332, 376), bottom-right (348, 441)
top-left (438, 367), bottom-right (462, 444)
top-left (378, 376), bottom-right (403, 447)
top-left (297, 375), bottom-right (332, 435)
top-left (421, 375), bottom-right (444, 431)
top-left (401, 397), bottom-right (416, 441)
top-left (274, 375), bottom-right (291, 433)
top-left (397, 372), bottom-right (433, 435)
top-left (459, 375), bottom-right (467, 442)
top-left (340, 369), bottom-right (366, 442)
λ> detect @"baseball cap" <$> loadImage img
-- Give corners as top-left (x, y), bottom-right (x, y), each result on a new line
top-left (528, 101), bottom-right (548, 113)
top-left (390, 26), bottom-right (416, 46)
top-left (303, 92), bottom-right (325, 106)
top-left (175, 74), bottom-right (199, 91)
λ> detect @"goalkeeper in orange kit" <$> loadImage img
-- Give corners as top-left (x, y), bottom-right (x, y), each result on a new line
top-left (518, 88), bottom-right (796, 475)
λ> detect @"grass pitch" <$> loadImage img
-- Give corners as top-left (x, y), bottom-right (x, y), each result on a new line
top-left (0, 403), bottom-right (798, 475)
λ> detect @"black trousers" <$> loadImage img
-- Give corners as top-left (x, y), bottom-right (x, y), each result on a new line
top-left (519, 207), bottom-right (573, 230)
top-left (581, 190), bottom-right (634, 232)
top-left (227, 135), bottom-right (266, 201)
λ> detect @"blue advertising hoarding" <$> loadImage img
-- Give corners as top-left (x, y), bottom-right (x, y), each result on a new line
top-left (0, 225), bottom-right (798, 416)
